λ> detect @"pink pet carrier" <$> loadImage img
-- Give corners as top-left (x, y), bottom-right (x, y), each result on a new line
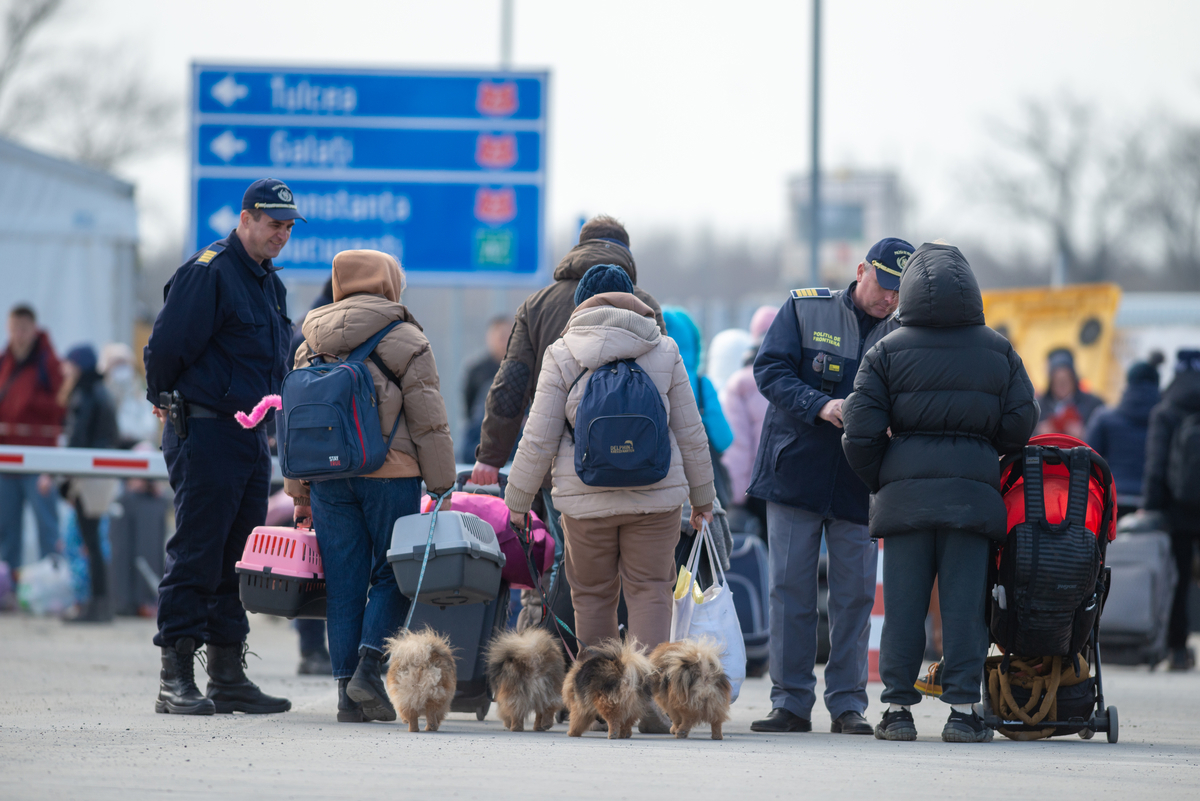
top-left (235, 526), bottom-right (327, 619)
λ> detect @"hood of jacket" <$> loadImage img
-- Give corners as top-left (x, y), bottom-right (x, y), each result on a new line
top-left (661, 306), bottom-right (702, 379)
top-left (331, 249), bottom-right (403, 303)
top-left (1163, 370), bottom-right (1200, 411)
top-left (560, 292), bottom-right (659, 369)
top-left (553, 238), bottom-right (638, 284)
top-left (1118, 380), bottom-right (1160, 421)
top-left (897, 243), bottom-right (985, 328)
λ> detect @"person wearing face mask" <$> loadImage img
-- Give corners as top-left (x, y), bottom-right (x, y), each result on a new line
top-left (747, 237), bottom-right (912, 736)
top-left (99, 343), bottom-right (160, 448)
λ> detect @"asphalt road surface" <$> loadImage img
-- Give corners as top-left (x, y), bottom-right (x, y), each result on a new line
top-left (1, 614), bottom-right (1198, 800)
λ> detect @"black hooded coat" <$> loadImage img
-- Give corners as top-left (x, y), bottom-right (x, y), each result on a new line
top-left (841, 243), bottom-right (1040, 541)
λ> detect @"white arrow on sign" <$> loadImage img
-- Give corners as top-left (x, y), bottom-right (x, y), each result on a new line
top-left (209, 130), bottom-right (247, 162)
top-left (208, 206), bottom-right (241, 235)
top-left (211, 74), bottom-right (249, 107)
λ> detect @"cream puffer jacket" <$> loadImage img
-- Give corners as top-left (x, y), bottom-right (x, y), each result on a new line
top-left (504, 292), bottom-right (716, 520)
top-left (284, 250), bottom-right (456, 502)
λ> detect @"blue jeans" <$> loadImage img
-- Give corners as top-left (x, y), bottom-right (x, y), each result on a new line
top-left (310, 476), bottom-right (418, 679)
top-left (0, 473), bottom-right (60, 568)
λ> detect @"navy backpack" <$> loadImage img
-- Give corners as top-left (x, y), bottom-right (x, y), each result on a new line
top-left (278, 320), bottom-right (406, 481)
top-left (569, 358), bottom-right (671, 487)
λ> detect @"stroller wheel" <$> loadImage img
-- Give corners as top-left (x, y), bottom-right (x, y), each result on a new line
top-left (1106, 706), bottom-right (1119, 744)
top-left (1079, 727), bottom-right (1095, 739)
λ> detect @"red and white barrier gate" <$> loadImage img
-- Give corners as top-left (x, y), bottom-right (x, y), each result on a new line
top-left (0, 445), bottom-right (283, 484)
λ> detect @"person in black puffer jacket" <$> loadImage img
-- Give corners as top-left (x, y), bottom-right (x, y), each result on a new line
top-left (1084, 357), bottom-right (1161, 514)
top-left (1141, 350), bottom-right (1200, 670)
top-left (842, 242), bottom-right (1038, 743)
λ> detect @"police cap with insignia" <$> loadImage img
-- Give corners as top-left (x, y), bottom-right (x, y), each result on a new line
top-left (242, 178), bottom-right (307, 222)
top-left (865, 237), bottom-right (914, 291)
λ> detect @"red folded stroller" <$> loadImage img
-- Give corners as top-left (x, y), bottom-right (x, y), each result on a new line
top-left (984, 433), bottom-right (1120, 742)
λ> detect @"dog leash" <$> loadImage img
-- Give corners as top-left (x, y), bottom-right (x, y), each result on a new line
top-left (513, 511), bottom-right (584, 662)
top-left (401, 488), bottom-right (452, 632)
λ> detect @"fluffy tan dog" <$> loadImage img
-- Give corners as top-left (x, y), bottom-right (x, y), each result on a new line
top-left (562, 638), bottom-right (653, 739)
top-left (383, 627), bottom-right (457, 732)
top-left (485, 628), bottom-right (565, 732)
top-left (649, 639), bottom-right (731, 740)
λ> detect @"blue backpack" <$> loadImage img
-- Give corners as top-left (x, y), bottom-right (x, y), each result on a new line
top-left (278, 321), bottom-right (407, 481)
top-left (569, 358), bottom-right (671, 487)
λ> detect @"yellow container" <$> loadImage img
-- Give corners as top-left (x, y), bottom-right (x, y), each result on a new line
top-left (980, 284), bottom-right (1123, 404)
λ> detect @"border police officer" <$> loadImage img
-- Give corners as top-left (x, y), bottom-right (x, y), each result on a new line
top-left (144, 179), bottom-right (305, 715)
top-left (747, 237), bottom-right (913, 735)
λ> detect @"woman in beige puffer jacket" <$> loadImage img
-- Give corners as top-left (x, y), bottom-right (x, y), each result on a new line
top-left (504, 272), bottom-right (716, 656)
top-left (285, 249), bottom-right (455, 724)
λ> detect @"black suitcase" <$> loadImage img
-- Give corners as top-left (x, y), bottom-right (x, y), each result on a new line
top-left (406, 581), bottom-right (509, 720)
top-left (727, 534), bottom-right (770, 669)
top-left (106, 490), bottom-right (168, 616)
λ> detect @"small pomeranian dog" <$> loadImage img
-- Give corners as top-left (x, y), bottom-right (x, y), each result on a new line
top-left (562, 637), bottom-right (654, 739)
top-left (649, 640), bottom-right (731, 740)
top-left (485, 628), bottom-right (565, 732)
top-left (383, 627), bottom-right (457, 732)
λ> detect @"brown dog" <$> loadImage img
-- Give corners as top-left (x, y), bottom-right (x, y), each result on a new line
top-left (485, 628), bottom-right (565, 732)
top-left (383, 627), bottom-right (457, 732)
top-left (649, 640), bottom-right (731, 739)
top-left (562, 638), bottom-right (653, 739)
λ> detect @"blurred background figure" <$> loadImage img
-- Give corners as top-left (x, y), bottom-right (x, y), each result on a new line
top-left (720, 305), bottom-right (777, 535)
top-left (662, 306), bottom-right (734, 507)
top-left (98, 343), bottom-right (159, 448)
top-left (459, 315), bottom-right (514, 463)
top-left (705, 327), bottom-right (753, 393)
top-left (1037, 347), bottom-right (1105, 438)
top-left (0, 304), bottom-right (64, 575)
top-left (59, 344), bottom-right (119, 622)
top-left (1142, 349), bottom-right (1200, 671)
top-left (1085, 354), bottom-right (1163, 516)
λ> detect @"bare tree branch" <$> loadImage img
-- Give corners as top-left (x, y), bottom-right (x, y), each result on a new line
top-left (0, 0), bottom-right (61, 102)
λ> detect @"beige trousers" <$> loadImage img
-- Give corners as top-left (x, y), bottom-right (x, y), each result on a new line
top-left (561, 509), bottom-right (681, 652)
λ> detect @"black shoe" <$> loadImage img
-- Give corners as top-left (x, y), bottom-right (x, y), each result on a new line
top-left (1168, 647), bottom-right (1196, 672)
top-left (941, 709), bottom-right (993, 743)
top-left (750, 708), bottom-right (812, 733)
top-left (831, 710), bottom-right (873, 735)
top-left (874, 708), bottom-right (917, 741)
top-left (204, 642), bottom-right (292, 714)
top-left (346, 646), bottom-right (396, 722)
top-left (298, 647), bottom-right (333, 676)
top-left (337, 677), bottom-right (364, 722)
top-left (155, 638), bottom-right (216, 715)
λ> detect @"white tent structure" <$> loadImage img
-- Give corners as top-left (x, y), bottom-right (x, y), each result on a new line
top-left (0, 136), bottom-right (137, 350)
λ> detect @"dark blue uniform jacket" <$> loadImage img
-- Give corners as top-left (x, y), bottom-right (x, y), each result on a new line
top-left (144, 231), bottom-right (290, 417)
top-left (747, 283), bottom-right (897, 524)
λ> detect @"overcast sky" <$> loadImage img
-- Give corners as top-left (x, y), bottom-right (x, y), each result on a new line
top-left (51, 0), bottom-right (1200, 258)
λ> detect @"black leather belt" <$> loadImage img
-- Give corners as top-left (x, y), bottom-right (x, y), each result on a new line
top-left (187, 402), bottom-right (229, 419)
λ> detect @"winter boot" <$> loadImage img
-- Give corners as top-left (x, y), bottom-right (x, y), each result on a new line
top-left (155, 638), bottom-right (216, 715)
top-left (337, 677), bottom-right (364, 723)
top-left (345, 646), bottom-right (396, 722)
top-left (204, 642), bottom-right (292, 714)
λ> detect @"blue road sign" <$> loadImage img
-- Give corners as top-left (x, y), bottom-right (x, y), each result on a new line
top-left (190, 65), bottom-right (548, 286)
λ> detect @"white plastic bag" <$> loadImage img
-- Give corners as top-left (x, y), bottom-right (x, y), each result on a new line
top-left (670, 521), bottom-right (747, 701)
top-left (17, 554), bottom-right (75, 616)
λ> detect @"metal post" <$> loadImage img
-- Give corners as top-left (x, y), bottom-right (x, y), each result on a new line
top-left (809, 0), bottom-right (821, 287)
top-left (500, 0), bottom-right (513, 69)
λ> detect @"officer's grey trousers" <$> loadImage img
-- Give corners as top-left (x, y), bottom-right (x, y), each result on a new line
top-left (767, 502), bottom-right (876, 720)
top-left (878, 530), bottom-right (989, 706)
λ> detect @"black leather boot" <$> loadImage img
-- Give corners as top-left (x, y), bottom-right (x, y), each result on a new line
top-left (338, 677), bottom-right (364, 722)
top-left (156, 638), bottom-right (216, 715)
top-left (204, 642), bottom-right (292, 714)
top-left (346, 646), bottom-right (396, 722)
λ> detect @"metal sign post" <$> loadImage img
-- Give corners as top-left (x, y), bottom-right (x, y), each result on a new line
top-left (190, 66), bottom-right (549, 287)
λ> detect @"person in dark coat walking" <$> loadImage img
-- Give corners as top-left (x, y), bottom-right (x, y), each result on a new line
top-left (842, 242), bottom-right (1039, 743)
top-left (1037, 348), bottom-right (1104, 438)
top-left (1141, 349), bottom-right (1200, 671)
top-left (60, 345), bottom-right (120, 622)
top-left (1085, 357), bottom-right (1162, 514)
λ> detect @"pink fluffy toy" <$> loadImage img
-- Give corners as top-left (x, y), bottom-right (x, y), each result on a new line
top-left (236, 395), bottom-right (282, 429)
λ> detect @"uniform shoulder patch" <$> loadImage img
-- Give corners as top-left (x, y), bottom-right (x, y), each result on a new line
top-left (193, 242), bottom-right (226, 265)
top-left (790, 287), bottom-right (832, 300)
